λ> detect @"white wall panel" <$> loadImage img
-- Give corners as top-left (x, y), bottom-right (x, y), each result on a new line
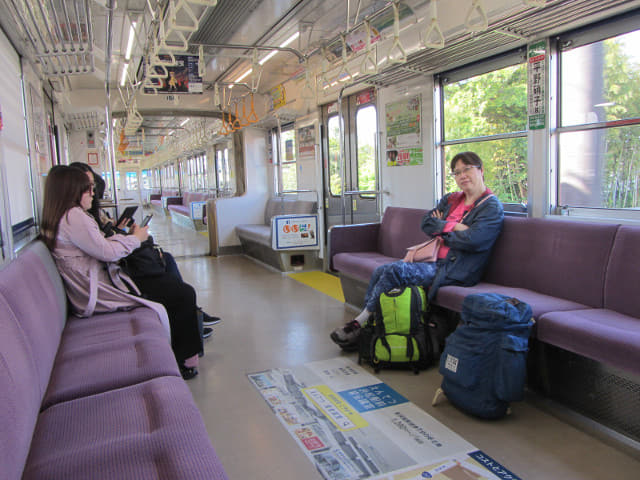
top-left (0, 28), bottom-right (33, 231)
top-left (378, 77), bottom-right (436, 212)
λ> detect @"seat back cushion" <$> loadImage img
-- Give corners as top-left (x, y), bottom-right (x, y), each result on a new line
top-left (0, 300), bottom-right (45, 479)
top-left (483, 217), bottom-right (617, 308)
top-left (604, 225), bottom-right (640, 317)
top-left (378, 207), bottom-right (430, 259)
top-left (0, 241), bottom-right (67, 390)
top-left (264, 198), bottom-right (317, 225)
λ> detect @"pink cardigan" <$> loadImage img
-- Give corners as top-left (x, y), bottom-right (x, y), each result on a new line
top-left (51, 207), bottom-right (170, 336)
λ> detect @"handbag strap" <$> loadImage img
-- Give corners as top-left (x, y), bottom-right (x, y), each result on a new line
top-left (460, 193), bottom-right (495, 221)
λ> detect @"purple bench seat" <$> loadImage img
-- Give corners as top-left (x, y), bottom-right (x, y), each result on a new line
top-left (167, 191), bottom-right (213, 230)
top-left (434, 217), bottom-right (617, 316)
top-left (0, 241), bottom-right (228, 479)
top-left (328, 206), bottom-right (640, 441)
top-left (150, 189), bottom-right (180, 215)
top-left (235, 197), bottom-right (320, 271)
top-left (167, 191), bottom-right (210, 217)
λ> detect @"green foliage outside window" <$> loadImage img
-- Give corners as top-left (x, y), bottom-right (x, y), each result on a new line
top-left (328, 116), bottom-right (342, 195)
top-left (443, 64), bottom-right (528, 204)
top-left (600, 39), bottom-right (640, 208)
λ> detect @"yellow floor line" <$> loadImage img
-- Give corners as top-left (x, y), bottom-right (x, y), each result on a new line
top-left (288, 271), bottom-right (345, 303)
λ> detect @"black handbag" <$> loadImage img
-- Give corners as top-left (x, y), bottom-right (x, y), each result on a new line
top-left (119, 237), bottom-right (167, 278)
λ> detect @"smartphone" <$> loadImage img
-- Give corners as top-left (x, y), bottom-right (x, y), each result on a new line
top-left (116, 206), bottom-right (138, 227)
top-left (140, 214), bottom-right (153, 227)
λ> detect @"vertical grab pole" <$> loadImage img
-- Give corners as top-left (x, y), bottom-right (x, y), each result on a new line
top-left (338, 85), bottom-right (346, 225)
top-left (104, 0), bottom-right (119, 214)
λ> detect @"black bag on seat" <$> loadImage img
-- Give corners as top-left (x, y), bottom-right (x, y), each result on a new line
top-left (119, 238), bottom-right (167, 278)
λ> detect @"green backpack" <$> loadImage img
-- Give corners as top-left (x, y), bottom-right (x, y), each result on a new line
top-left (359, 286), bottom-right (433, 374)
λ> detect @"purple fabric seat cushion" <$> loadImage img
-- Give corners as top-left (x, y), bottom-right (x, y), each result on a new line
top-left (168, 204), bottom-right (190, 216)
top-left (263, 198), bottom-right (317, 225)
top-left (235, 224), bottom-right (271, 246)
top-left (42, 309), bottom-right (176, 409)
top-left (604, 225), bottom-right (640, 318)
top-left (42, 332), bottom-right (179, 409)
top-left (537, 309), bottom-right (640, 375)
top-left (62, 308), bottom-right (170, 341)
top-left (24, 377), bottom-right (229, 480)
top-left (0, 301), bottom-right (43, 480)
top-left (333, 252), bottom-right (397, 283)
top-left (378, 207), bottom-right (430, 259)
top-left (483, 217), bottom-right (617, 308)
top-left (0, 241), bottom-right (67, 395)
top-left (435, 283), bottom-right (590, 319)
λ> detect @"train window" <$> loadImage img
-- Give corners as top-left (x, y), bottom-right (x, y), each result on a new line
top-left (179, 154), bottom-right (208, 192)
top-left (356, 105), bottom-right (377, 196)
top-left (105, 171), bottom-right (121, 191)
top-left (215, 146), bottom-right (232, 195)
top-left (439, 51), bottom-right (528, 208)
top-left (124, 172), bottom-right (138, 190)
top-left (279, 127), bottom-right (297, 191)
top-left (327, 114), bottom-right (341, 196)
top-left (557, 21), bottom-right (640, 213)
top-left (141, 170), bottom-right (151, 189)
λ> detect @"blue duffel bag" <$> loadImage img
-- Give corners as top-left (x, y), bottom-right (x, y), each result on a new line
top-left (437, 293), bottom-right (534, 419)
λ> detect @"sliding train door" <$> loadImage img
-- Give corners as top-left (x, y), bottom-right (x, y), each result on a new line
top-left (322, 89), bottom-right (379, 232)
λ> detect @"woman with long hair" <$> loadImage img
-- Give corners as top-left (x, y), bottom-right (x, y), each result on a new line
top-left (40, 166), bottom-right (202, 379)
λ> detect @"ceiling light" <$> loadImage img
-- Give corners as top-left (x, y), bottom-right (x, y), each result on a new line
top-left (280, 31), bottom-right (300, 48)
top-left (232, 68), bottom-right (253, 86)
top-left (259, 31), bottom-right (300, 66)
top-left (231, 31), bottom-right (300, 86)
top-left (120, 62), bottom-right (130, 87)
top-left (180, 118), bottom-right (190, 126)
top-left (125, 21), bottom-right (137, 61)
top-left (168, 130), bottom-right (175, 136)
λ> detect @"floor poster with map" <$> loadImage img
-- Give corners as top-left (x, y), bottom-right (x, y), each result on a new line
top-left (248, 357), bottom-right (521, 480)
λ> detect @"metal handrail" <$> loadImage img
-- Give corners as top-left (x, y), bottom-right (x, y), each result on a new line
top-left (343, 190), bottom-right (382, 196)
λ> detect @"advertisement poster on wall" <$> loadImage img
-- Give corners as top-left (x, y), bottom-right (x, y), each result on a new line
top-left (385, 95), bottom-right (423, 166)
top-left (297, 125), bottom-right (316, 162)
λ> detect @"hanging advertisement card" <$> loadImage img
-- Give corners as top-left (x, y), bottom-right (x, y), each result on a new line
top-left (143, 55), bottom-right (203, 94)
top-left (271, 84), bottom-right (287, 110)
top-left (528, 41), bottom-right (546, 130)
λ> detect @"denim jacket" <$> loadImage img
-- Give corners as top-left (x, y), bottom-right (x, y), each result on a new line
top-left (420, 190), bottom-right (504, 301)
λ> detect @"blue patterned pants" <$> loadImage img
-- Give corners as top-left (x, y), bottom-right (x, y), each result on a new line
top-left (364, 261), bottom-right (439, 311)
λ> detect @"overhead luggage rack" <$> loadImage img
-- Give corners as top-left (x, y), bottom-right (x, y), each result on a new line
top-left (3, 0), bottom-right (95, 76)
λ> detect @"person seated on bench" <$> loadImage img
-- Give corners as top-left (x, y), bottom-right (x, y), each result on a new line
top-left (330, 151), bottom-right (505, 349)
top-left (70, 163), bottom-right (222, 335)
top-left (39, 166), bottom-right (203, 380)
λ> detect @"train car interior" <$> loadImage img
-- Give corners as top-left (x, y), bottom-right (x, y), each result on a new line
top-left (0, 0), bottom-right (639, 479)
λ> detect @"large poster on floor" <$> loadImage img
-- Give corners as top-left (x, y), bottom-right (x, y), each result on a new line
top-left (248, 357), bottom-right (522, 480)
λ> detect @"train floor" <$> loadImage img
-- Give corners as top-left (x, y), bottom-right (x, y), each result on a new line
top-left (146, 210), bottom-right (640, 480)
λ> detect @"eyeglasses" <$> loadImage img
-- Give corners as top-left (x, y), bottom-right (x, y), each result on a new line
top-left (451, 165), bottom-right (480, 177)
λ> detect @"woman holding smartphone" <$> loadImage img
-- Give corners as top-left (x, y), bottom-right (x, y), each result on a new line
top-left (40, 166), bottom-right (203, 379)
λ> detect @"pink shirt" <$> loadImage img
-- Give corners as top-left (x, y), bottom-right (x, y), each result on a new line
top-left (437, 200), bottom-right (473, 259)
